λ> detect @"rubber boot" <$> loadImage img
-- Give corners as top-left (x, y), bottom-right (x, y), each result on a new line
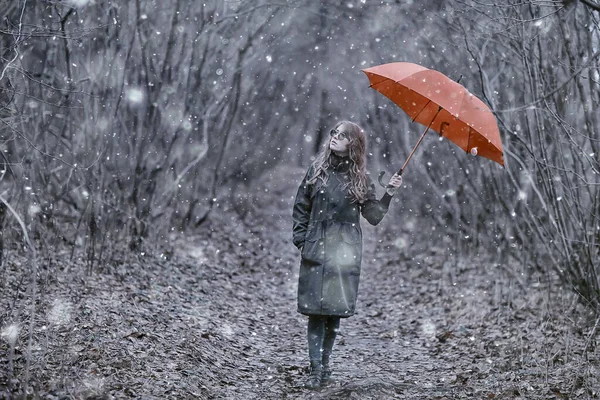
top-left (321, 356), bottom-right (332, 386)
top-left (304, 360), bottom-right (322, 389)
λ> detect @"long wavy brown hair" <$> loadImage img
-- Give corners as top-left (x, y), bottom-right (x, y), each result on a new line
top-left (307, 121), bottom-right (370, 203)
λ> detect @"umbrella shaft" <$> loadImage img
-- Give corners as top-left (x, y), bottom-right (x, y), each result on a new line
top-left (398, 106), bottom-right (443, 176)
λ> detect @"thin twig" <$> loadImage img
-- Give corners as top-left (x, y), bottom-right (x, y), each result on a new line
top-left (0, 0), bottom-right (27, 82)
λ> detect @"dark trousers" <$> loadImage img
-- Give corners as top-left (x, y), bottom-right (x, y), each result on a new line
top-left (307, 315), bottom-right (340, 364)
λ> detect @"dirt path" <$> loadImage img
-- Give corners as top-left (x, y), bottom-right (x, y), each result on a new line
top-left (1, 166), bottom-right (597, 399)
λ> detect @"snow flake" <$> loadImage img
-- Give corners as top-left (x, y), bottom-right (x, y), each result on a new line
top-left (48, 299), bottom-right (73, 327)
top-left (421, 320), bottom-right (436, 338)
top-left (67, 0), bottom-right (90, 7)
top-left (28, 204), bottom-right (41, 217)
top-left (125, 87), bottom-right (144, 104)
top-left (1, 324), bottom-right (19, 346)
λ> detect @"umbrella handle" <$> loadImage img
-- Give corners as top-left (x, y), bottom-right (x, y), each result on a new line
top-left (377, 169), bottom-right (404, 188)
top-left (377, 171), bottom-right (387, 188)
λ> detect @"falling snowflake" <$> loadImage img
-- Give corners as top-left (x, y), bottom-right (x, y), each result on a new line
top-left (67, 0), bottom-right (90, 6)
top-left (125, 88), bottom-right (144, 104)
top-left (48, 299), bottom-right (73, 327)
top-left (1, 324), bottom-right (20, 346)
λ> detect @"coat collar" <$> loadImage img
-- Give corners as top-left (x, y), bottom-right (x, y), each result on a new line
top-left (329, 153), bottom-right (351, 172)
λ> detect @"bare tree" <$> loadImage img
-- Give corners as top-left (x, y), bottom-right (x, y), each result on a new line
top-left (438, 0), bottom-right (600, 309)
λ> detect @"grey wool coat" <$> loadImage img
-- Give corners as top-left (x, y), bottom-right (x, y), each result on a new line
top-left (292, 155), bottom-right (393, 317)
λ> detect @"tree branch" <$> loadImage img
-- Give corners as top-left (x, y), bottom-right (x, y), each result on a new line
top-left (580, 0), bottom-right (600, 12)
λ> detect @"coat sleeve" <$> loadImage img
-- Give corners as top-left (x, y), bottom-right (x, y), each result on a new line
top-left (292, 167), bottom-right (313, 249)
top-left (360, 175), bottom-right (393, 226)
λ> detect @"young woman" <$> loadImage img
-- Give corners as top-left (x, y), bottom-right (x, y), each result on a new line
top-left (292, 121), bottom-right (403, 389)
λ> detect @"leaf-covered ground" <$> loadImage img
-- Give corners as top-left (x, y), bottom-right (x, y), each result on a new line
top-left (1, 166), bottom-right (599, 399)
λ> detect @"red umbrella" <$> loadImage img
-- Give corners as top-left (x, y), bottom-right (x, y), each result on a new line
top-left (362, 62), bottom-right (504, 183)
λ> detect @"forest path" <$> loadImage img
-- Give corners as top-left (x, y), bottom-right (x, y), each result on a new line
top-left (183, 167), bottom-right (588, 399)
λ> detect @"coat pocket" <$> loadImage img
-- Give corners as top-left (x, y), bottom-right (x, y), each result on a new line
top-left (302, 222), bottom-right (324, 263)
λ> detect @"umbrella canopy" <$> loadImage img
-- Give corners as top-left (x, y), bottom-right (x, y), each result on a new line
top-left (362, 62), bottom-right (504, 168)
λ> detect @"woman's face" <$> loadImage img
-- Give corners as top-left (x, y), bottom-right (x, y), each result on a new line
top-left (329, 123), bottom-right (351, 156)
